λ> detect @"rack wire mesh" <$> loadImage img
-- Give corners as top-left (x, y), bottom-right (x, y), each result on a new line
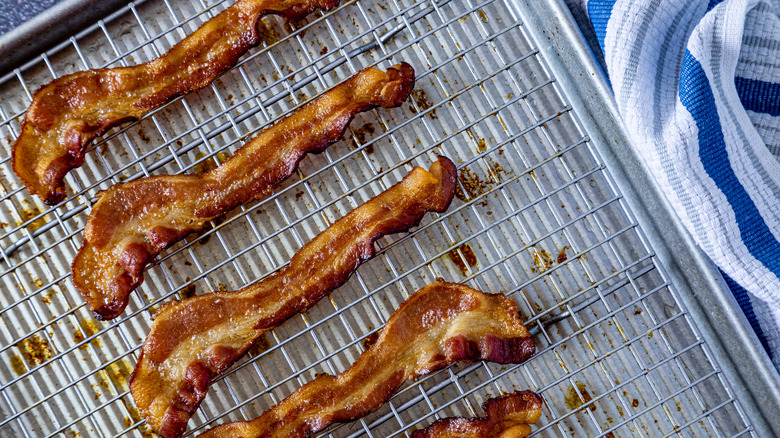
top-left (0, 0), bottom-right (760, 436)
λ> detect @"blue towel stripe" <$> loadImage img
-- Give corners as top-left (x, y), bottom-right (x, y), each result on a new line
top-left (584, 0), bottom-right (780, 369)
top-left (735, 76), bottom-right (780, 117)
top-left (679, 51), bottom-right (780, 280)
top-left (707, 0), bottom-right (725, 12)
top-left (722, 269), bottom-right (772, 358)
top-left (588, 0), bottom-right (617, 52)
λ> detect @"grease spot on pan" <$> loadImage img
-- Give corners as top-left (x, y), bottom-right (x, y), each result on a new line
top-left (446, 243), bottom-right (478, 275)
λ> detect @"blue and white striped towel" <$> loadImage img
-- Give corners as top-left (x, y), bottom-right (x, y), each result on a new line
top-left (575, 0), bottom-right (780, 368)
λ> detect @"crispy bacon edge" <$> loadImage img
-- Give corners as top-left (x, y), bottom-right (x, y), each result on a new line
top-left (194, 281), bottom-right (536, 438)
top-left (12, 0), bottom-right (342, 204)
top-left (411, 391), bottom-right (543, 438)
top-left (129, 157), bottom-right (457, 438)
top-left (71, 63), bottom-right (415, 320)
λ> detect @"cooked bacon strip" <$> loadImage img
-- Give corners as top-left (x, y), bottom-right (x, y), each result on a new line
top-left (12, 0), bottom-right (344, 205)
top-left (194, 281), bottom-right (535, 438)
top-left (71, 63), bottom-right (415, 320)
top-left (411, 391), bottom-right (543, 438)
top-left (129, 157), bottom-right (457, 438)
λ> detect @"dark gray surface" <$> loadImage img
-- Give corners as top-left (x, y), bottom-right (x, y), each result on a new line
top-left (0, 0), bottom-right (65, 35)
top-left (0, 0), bottom-right (129, 77)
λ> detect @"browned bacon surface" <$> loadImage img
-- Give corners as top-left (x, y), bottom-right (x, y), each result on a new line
top-left (12, 0), bottom-right (345, 205)
top-left (194, 281), bottom-right (535, 438)
top-left (129, 157), bottom-right (457, 438)
top-left (71, 63), bottom-right (415, 320)
top-left (411, 391), bottom-right (543, 438)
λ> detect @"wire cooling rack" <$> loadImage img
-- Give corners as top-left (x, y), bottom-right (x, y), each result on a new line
top-left (0, 0), bottom-right (763, 436)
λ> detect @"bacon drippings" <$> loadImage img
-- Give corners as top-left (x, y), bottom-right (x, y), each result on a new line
top-left (411, 391), bottom-right (543, 438)
top-left (12, 0), bottom-right (344, 204)
top-left (194, 281), bottom-right (535, 438)
top-left (129, 157), bottom-right (457, 438)
top-left (71, 64), bottom-right (415, 320)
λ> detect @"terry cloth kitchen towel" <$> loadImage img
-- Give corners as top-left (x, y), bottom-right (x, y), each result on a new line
top-left (576, 0), bottom-right (780, 369)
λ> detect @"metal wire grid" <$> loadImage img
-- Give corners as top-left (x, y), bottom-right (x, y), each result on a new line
top-left (0, 0), bottom-right (759, 436)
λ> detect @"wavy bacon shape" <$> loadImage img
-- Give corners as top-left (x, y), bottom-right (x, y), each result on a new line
top-left (411, 391), bottom-right (543, 438)
top-left (72, 63), bottom-right (415, 320)
top-left (129, 157), bottom-right (457, 438)
top-left (195, 281), bottom-right (535, 438)
top-left (12, 0), bottom-right (344, 205)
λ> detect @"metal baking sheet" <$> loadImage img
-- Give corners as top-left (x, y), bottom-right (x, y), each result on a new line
top-left (0, 0), bottom-right (777, 437)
